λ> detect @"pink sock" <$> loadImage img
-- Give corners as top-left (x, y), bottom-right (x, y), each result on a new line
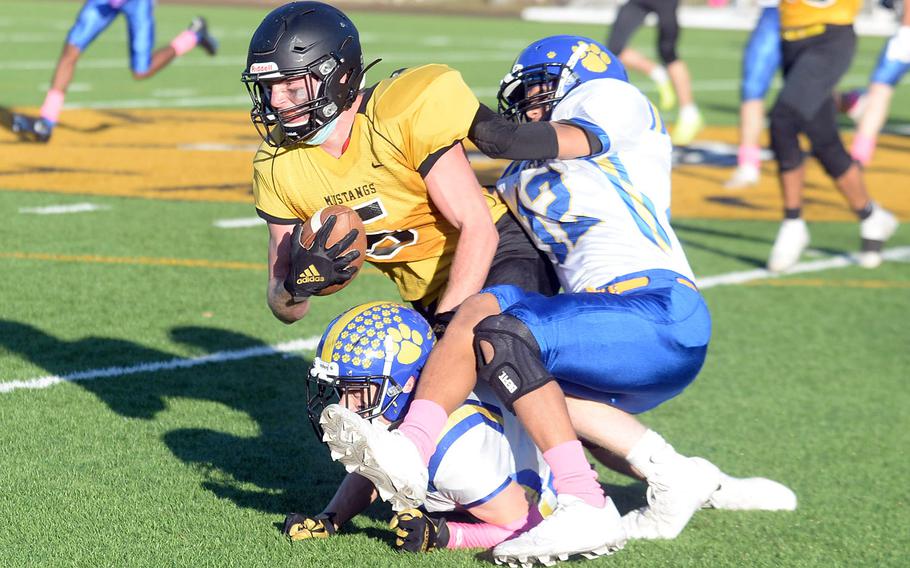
top-left (851, 134), bottom-right (876, 166)
top-left (446, 507), bottom-right (543, 549)
top-left (40, 89), bottom-right (65, 124)
top-left (738, 144), bottom-right (761, 169)
top-left (170, 29), bottom-right (198, 56)
top-left (397, 399), bottom-right (449, 466)
top-left (543, 440), bottom-right (605, 508)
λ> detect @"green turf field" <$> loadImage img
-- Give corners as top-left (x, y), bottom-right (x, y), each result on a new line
top-left (2, 2), bottom-right (910, 567)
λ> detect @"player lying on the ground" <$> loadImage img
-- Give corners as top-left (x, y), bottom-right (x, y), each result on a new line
top-left (318, 35), bottom-right (798, 567)
top-left (12, 0), bottom-right (217, 143)
top-left (284, 302), bottom-right (796, 553)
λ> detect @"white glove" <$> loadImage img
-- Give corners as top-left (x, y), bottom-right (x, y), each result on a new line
top-left (884, 26), bottom-right (910, 64)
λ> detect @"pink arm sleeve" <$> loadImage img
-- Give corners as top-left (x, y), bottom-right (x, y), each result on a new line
top-left (445, 507), bottom-right (543, 549)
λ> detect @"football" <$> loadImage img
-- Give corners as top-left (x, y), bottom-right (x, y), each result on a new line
top-left (300, 205), bottom-right (368, 296)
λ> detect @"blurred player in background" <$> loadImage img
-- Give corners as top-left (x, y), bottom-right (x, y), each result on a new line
top-left (607, 0), bottom-right (704, 145)
top-left (727, 1), bottom-right (780, 189)
top-left (242, 2), bottom-right (602, 330)
top-left (848, 3), bottom-right (910, 166)
top-left (319, 36), bottom-right (796, 567)
top-left (288, 303), bottom-right (796, 554)
top-left (768, 0), bottom-right (899, 272)
top-left (12, 0), bottom-right (218, 143)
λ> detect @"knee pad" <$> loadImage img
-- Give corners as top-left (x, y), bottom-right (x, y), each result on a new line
top-left (657, 35), bottom-right (678, 65)
top-left (473, 314), bottom-right (553, 413)
top-left (809, 136), bottom-right (853, 178)
top-left (607, 34), bottom-right (626, 57)
top-left (657, 18), bottom-right (679, 64)
top-left (769, 102), bottom-right (804, 172)
top-left (799, 100), bottom-right (851, 178)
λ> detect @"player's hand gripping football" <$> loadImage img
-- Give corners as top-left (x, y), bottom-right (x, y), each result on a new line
top-left (283, 512), bottom-right (337, 540)
top-left (389, 508), bottom-right (449, 552)
top-left (284, 215), bottom-right (361, 302)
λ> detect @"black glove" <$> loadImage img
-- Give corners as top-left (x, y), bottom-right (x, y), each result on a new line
top-left (389, 508), bottom-right (449, 552)
top-left (879, 0), bottom-right (895, 10)
top-left (282, 512), bottom-right (337, 541)
top-left (431, 310), bottom-right (457, 338)
top-left (284, 215), bottom-right (361, 302)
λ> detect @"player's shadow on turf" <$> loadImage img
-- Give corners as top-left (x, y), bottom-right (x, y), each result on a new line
top-left (0, 321), bottom-right (645, 535)
top-left (672, 222), bottom-right (772, 268)
top-left (0, 320), bottom-right (390, 526)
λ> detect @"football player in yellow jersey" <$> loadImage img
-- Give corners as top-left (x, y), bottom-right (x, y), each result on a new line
top-left (241, 2), bottom-right (597, 328)
top-left (768, 0), bottom-right (898, 272)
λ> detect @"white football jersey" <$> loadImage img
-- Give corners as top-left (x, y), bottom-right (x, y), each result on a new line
top-left (423, 382), bottom-right (557, 518)
top-left (496, 78), bottom-right (696, 292)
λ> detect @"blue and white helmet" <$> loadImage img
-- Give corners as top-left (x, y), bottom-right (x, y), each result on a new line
top-left (498, 35), bottom-right (628, 122)
top-left (306, 302), bottom-right (435, 437)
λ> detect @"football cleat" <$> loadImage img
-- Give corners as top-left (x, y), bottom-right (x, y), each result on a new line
top-left (320, 404), bottom-right (428, 511)
top-left (724, 164), bottom-right (760, 189)
top-left (704, 470), bottom-right (798, 511)
top-left (11, 114), bottom-right (53, 143)
top-left (858, 204), bottom-right (899, 269)
top-left (493, 495), bottom-right (626, 567)
top-left (767, 218), bottom-right (810, 273)
top-left (670, 109), bottom-right (704, 147)
top-left (189, 16), bottom-right (218, 56)
top-left (622, 455), bottom-right (721, 540)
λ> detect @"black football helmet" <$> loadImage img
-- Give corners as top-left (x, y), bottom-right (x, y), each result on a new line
top-left (241, 1), bottom-right (374, 147)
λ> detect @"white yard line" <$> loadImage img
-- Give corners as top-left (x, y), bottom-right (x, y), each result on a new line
top-left (698, 246), bottom-right (910, 289)
top-left (214, 217), bottom-right (265, 229)
top-left (3, 247), bottom-right (909, 394)
top-left (19, 203), bottom-right (110, 215)
top-left (0, 337), bottom-right (320, 394)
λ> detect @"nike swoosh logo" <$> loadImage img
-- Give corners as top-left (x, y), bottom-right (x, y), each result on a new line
top-left (371, 162), bottom-right (384, 168)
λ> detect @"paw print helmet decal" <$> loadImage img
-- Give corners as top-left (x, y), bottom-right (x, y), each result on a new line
top-left (498, 35), bottom-right (628, 122)
top-left (307, 301), bottom-right (436, 437)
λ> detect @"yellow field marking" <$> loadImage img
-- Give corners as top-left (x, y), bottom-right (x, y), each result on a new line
top-left (0, 251), bottom-right (266, 270)
top-left (2, 110), bottom-right (908, 221)
top-left (743, 278), bottom-right (910, 289)
top-left (0, 250), bottom-right (385, 276)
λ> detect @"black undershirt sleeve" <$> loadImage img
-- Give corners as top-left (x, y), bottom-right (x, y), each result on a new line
top-left (467, 104), bottom-right (601, 161)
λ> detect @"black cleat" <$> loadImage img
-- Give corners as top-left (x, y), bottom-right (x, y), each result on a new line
top-left (189, 16), bottom-right (218, 56)
top-left (11, 114), bottom-right (52, 143)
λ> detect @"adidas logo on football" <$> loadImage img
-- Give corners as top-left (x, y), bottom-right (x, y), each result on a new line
top-left (296, 265), bottom-right (325, 285)
top-left (498, 370), bottom-right (518, 394)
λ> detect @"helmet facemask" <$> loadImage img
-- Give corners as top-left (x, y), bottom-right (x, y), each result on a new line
top-left (498, 62), bottom-right (579, 123)
top-left (242, 54), bottom-right (351, 148)
top-left (306, 356), bottom-right (408, 439)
